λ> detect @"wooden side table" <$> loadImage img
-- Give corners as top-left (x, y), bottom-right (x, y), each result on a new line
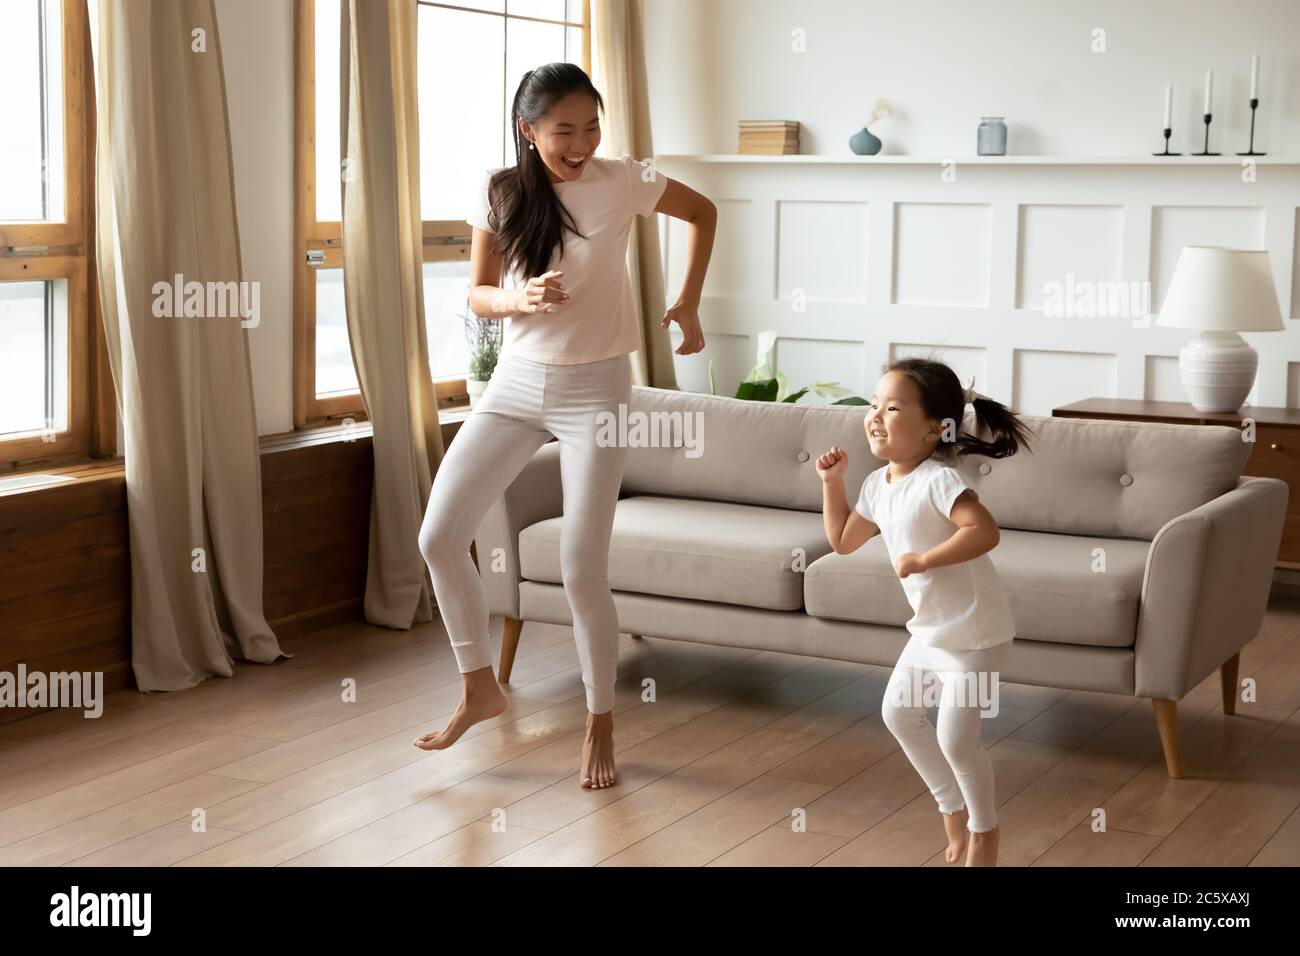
top-left (1053, 398), bottom-right (1300, 568)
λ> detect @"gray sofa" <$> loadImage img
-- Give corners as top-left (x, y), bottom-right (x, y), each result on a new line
top-left (474, 385), bottom-right (1288, 778)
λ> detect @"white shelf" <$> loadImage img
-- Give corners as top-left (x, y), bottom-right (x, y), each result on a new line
top-left (656, 153), bottom-right (1297, 166)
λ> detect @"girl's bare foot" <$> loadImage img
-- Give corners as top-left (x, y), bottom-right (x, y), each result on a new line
top-left (413, 666), bottom-right (507, 751)
top-left (966, 826), bottom-right (1000, 866)
top-left (581, 710), bottom-right (617, 789)
top-left (942, 807), bottom-right (969, 863)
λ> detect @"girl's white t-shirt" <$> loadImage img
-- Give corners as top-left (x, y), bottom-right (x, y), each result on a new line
top-left (855, 457), bottom-right (1015, 651)
top-left (468, 154), bottom-right (667, 365)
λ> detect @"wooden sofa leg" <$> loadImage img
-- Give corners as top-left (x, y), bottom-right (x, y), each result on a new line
top-left (1220, 652), bottom-right (1240, 716)
top-left (499, 617), bottom-right (524, 684)
top-left (1152, 698), bottom-right (1184, 779)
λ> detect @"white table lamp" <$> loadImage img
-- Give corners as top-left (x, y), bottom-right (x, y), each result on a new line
top-left (1156, 246), bottom-right (1284, 412)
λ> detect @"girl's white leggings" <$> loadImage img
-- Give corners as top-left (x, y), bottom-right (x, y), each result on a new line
top-left (880, 635), bottom-right (1012, 834)
top-left (418, 350), bottom-right (631, 715)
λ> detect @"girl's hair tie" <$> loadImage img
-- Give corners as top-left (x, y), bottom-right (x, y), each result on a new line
top-left (962, 377), bottom-right (986, 405)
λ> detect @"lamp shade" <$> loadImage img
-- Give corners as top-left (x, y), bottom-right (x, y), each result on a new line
top-left (1157, 246), bottom-right (1283, 331)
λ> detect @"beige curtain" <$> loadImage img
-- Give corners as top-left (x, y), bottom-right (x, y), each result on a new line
top-left (91, 0), bottom-right (285, 691)
top-left (593, 0), bottom-right (678, 389)
top-left (339, 0), bottom-right (445, 629)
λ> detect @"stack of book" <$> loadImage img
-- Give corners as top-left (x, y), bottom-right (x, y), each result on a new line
top-left (738, 120), bottom-right (799, 155)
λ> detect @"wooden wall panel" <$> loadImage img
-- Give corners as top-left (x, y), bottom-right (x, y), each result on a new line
top-left (0, 432), bottom-right (382, 724)
top-left (0, 475), bottom-right (131, 723)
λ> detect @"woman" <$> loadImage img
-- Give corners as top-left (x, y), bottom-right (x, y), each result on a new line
top-left (414, 62), bottom-right (716, 791)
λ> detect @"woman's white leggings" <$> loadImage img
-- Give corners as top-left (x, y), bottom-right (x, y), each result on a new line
top-left (880, 635), bottom-right (1011, 833)
top-left (418, 350), bottom-right (631, 715)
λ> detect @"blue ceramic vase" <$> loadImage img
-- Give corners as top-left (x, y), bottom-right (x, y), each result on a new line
top-left (849, 126), bottom-right (882, 155)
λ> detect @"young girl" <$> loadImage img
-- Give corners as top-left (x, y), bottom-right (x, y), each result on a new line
top-left (816, 358), bottom-right (1031, 866)
top-left (413, 63), bottom-right (716, 791)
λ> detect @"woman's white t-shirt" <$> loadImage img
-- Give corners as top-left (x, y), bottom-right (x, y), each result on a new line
top-left (467, 154), bottom-right (667, 365)
top-left (855, 457), bottom-right (1015, 651)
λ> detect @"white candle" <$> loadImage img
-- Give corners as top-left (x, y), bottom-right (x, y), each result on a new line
top-left (1250, 53), bottom-right (1259, 99)
top-left (1164, 83), bottom-right (1172, 128)
top-left (1204, 68), bottom-right (1213, 115)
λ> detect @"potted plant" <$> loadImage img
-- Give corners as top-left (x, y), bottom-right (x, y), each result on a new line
top-left (464, 310), bottom-right (501, 406)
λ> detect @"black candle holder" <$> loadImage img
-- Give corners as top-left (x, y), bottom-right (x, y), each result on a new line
top-left (1237, 98), bottom-right (1266, 156)
top-left (1153, 128), bottom-right (1181, 156)
top-left (1193, 113), bottom-right (1220, 156)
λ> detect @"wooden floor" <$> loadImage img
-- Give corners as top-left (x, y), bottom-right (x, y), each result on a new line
top-left (2, 591), bottom-right (1299, 867)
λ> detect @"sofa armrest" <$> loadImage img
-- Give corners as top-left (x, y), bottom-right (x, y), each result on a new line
top-left (473, 441), bottom-right (563, 619)
top-left (1135, 475), bottom-right (1288, 700)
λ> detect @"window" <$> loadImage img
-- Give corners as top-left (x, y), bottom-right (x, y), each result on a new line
top-left (0, 0), bottom-right (105, 470)
top-left (0, 0), bottom-right (65, 222)
top-left (293, 0), bottom-right (590, 427)
top-left (0, 276), bottom-right (70, 438)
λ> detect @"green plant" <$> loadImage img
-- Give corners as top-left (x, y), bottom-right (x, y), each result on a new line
top-left (464, 310), bottom-right (501, 381)
top-left (712, 330), bottom-right (866, 405)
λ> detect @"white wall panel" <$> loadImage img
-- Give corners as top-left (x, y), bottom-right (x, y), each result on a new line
top-left (776, 201), bottom-right (869, 304)
top-left (1017, 204), bottom-right (1125, 311)
top-left (775, 337), bottom-right (866, 400)
top-left (1151, 205), bottom-right (1267, 312)
top-left (1014, 349), bottom-right (1118, 416)
top-left (892, 203), bottom-right (992, 308)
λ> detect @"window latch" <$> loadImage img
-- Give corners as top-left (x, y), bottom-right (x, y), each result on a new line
top-left (306, 250), bottom-right (325, 267)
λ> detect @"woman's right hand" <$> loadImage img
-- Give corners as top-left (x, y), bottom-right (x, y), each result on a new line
top-left (815, 446), bottom-right (848, 483)
top-left (513, 270), bottom-right (569, 314)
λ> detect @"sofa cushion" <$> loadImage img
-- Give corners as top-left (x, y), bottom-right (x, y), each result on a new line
top-left (954, 412), bottom-right (1250, 540)
top-left (804, 528), bottom-right (1149, 648)
top-left (620, 387), bottom-right (883, 513)
top-left (518, 495), bottom-right (832, 611)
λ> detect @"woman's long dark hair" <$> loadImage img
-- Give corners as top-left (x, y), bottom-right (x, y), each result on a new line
top-left (485, 63), bottom-right (604, 280)
top-left (886, 357), bottom-right (1033, 461)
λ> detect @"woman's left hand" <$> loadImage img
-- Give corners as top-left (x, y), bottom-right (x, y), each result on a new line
top-left (661, 299), bottom-right (705, 355)
top-left (895, 552), bottom-right (929, 578)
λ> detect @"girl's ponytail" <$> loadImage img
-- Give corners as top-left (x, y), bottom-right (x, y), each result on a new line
top-left (955, 394), bottom-right (1033, 460)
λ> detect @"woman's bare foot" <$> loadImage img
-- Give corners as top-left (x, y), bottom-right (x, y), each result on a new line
top-left (413, 666), bottom-right (507, 751)
top-left (580, 710), bottom-right (617, 789)
top-left (966, 826), bottom-right (1000, 866)
top-left (942, 807), bottom-right (969, 863)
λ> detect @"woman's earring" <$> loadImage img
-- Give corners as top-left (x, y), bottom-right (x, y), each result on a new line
top-left (528, 142), bottom-right (535, 151)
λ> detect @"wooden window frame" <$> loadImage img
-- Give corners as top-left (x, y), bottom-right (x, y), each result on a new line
top-left (0, 0), bottom-right (112, 472)
top-left (292, 0), bottom-right (591, 429)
